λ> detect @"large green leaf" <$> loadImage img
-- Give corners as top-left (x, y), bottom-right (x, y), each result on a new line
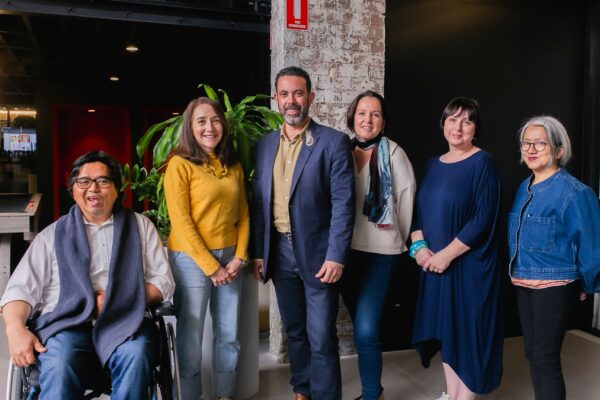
top-left (250, 105), bottom-right (283, 129)
top-left (136, 116), bottom-right (180, 159)
top-left (199, 84), bottom-right (219, 102)
top-left (122, 163), bottom-right (131, 181)
top-left (170, 117), bottom-right (183, 149)
top-left (152, 122), bottom-right (179, 167)
top-left (219, 89), bottom-right (233, 112)
top-left (240, 93), bottom-right (272, 106)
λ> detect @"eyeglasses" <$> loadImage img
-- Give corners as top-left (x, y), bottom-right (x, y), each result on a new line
top-left (73, 176), bottom-right (114, 189)
top-left (520, 140), bottom-right (547, 152)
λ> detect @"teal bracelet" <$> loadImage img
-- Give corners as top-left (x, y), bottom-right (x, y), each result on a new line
top-left (409, 240), bottom-right (429, 258)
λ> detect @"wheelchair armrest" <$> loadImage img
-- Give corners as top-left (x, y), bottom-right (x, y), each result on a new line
top-left (149, 301), bottom-right (175, 318)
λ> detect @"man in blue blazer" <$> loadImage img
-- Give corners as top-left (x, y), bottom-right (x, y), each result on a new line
top-left (250, 66), bottom-right (355, 400)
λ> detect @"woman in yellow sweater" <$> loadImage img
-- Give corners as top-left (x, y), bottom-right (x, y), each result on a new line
top-left (164, 97), bottom-right (249, 400)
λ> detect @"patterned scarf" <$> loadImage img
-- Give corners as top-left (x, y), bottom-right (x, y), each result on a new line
top-left (353, 135), bottom-right (393, 227)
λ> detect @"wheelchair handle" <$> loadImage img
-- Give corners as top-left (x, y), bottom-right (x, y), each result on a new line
top-left (150, 301), bottom-right (175, 317)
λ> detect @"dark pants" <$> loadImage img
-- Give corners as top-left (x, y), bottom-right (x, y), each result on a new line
top-left (341, 250), bottom-right (397, 400)
top-left (516, 281), bottom-right (580, 400)
top-left (271, 233), bottom-right (342, 400)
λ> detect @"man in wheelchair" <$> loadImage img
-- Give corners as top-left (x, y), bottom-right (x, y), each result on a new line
top-left (0, 150), bottom-right (175, 399)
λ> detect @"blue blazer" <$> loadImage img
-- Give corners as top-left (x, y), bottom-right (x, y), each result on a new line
top-left (250, 120), bottom-right (355, 287)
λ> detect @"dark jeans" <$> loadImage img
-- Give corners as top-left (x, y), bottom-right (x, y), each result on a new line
top-left (341, 250), bottom-right (397, 400)
top-left (271, 233), bottom-right (342, 400)
top-left (516, 281), bottom-right (580, 400)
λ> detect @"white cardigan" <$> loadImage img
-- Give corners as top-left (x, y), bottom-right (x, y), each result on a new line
top-left (351, 139), bottom-right (416, 255)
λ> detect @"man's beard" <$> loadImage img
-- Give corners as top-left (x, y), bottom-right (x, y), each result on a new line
top-left (281, 104), bottom-right (309, 126)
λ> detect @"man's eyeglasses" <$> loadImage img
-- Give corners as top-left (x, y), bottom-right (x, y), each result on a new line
top-left (520, 140), bottom-right (547, 152)
top-left (73, 177), bottom-right (114, 189)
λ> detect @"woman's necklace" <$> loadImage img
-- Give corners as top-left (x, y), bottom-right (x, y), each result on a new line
top-left (204, 158), bottom-right (228, 179)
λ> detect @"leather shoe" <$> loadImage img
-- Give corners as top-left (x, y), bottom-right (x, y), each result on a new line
top-left (294, 393), bottom-right (311, 400)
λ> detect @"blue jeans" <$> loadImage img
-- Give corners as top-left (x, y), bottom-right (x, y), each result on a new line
top-left (340, 250), bottom-right (398, 400)
top-left (516, 281), bottom-right (580, 400)
top-left (170, 247), bottom-right (243, 400)
top-left (271, 234), bottom-right (342, 400)
top-left (37, 318), bottom-right (156, 400)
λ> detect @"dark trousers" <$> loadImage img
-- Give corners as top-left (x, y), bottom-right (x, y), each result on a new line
top-left (271, 233), bottom-right (342, 400)
top-left (340, 250), bottom-right (397, 400)
top-left (516, 281), bottom-right (580, 400)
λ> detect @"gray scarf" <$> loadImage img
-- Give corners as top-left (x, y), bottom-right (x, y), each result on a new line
top-left (30, 205), bottom-right (145, 366)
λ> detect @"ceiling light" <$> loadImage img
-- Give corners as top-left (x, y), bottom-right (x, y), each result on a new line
top-left (125, 44), bottom-right (139, 52)
top-left (88, 109), bottom-right (96, 113)
top-left (172, 112), bottom-right (180, 116)
top-left (109, 76), bottom-right (119, 82)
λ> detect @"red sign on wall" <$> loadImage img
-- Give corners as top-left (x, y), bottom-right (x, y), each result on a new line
top-left (286, 0), bottom-right (308, 30)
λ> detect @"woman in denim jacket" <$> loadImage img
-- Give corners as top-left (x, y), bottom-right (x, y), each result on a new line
top-left (508, 115), bottom-right (600, 400)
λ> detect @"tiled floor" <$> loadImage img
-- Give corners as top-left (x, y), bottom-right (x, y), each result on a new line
top-left (1, 319), bottom-right (600, 399)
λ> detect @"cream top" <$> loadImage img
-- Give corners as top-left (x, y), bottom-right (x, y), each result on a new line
top-left (351, 140), bottom-right (416, 254)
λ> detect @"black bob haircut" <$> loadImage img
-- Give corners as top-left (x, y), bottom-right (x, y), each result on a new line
top-left (439, 96), bottom-right (483, 139)
top-left (68, 150), bottom-right (123, 201)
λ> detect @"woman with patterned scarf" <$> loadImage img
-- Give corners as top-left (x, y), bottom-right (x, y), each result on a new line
top-left (340, 90), bottom-right (416, 400)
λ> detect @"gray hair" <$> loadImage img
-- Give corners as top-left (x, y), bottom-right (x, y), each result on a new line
top-left (518, 115), bottom-right (572, 167)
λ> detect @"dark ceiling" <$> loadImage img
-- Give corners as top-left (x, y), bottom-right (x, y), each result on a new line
top-left (0, 0), bottom-right (271, 108)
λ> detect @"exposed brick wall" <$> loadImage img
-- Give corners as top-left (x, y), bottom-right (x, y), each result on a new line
top-left (269, 0), bottom-right (386, 360)
top-left (271, 0), bottom-right (385, 131)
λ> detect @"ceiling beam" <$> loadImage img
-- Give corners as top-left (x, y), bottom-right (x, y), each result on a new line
top-left (0, 31), bottom-right (28, 76)
top-left (0, 0), bottom-right (269, 33)
top-left (22, 15), bottom-right (42, 58)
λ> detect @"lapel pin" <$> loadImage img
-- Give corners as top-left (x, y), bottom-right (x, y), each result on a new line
top-left (305, 130), bottom-right (314, 147)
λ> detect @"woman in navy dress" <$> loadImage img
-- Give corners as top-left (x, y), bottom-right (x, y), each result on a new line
top-left (410, 97), bottom-right (503, 400)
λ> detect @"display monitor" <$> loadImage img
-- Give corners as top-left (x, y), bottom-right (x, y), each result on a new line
top-left (2, 128), bottom-right (37, 152)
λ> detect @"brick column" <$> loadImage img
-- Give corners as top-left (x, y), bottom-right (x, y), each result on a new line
top-left (269, 0), bottom-right (386, 360)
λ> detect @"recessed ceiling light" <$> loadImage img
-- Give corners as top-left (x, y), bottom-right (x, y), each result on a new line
top-left (172, 112), bottom-right (180, 116)
top-left (125, 44), bottom-right (139, 52)
top-left (88, 109), bottom-right (96, 113)
top-left (109, 76), bottom-right (119, 82)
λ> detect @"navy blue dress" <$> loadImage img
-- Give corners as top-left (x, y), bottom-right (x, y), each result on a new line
top-left (411, 150), bottom-right (503, 394)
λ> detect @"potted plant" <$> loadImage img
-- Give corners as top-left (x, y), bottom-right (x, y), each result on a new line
top-left (123, 84), bottom-right (282, 238)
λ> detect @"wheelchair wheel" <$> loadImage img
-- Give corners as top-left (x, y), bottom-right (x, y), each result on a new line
top-left (5, 361), bottom-right (37, 400)
top-left (154, 318), bottom-right (181, 400)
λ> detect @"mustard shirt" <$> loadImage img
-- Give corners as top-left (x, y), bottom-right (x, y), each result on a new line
top-left (272, 121), bottom-right (310, 233)
top-left (164, 154), bottom-right (250, 275)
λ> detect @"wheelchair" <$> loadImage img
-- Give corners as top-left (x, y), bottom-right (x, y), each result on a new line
top-left (5, 302), bottom-right (181, 400)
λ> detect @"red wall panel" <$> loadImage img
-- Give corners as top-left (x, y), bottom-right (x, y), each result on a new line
top-left (53, 105), bottom-right (132, 219)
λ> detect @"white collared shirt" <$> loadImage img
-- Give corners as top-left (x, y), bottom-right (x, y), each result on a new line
top-left (0, 213), bottom-right (175, 318)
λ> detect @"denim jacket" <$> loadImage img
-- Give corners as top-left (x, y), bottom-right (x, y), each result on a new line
top-left (508, 169), bottom-right (600, 293)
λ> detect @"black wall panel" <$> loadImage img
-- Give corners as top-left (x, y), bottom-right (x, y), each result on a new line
top-left (383, 0), bottom-right (592, 350)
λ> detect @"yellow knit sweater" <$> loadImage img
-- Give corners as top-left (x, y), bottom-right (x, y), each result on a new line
top-left (164, 154), bottom-right (249, 275)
